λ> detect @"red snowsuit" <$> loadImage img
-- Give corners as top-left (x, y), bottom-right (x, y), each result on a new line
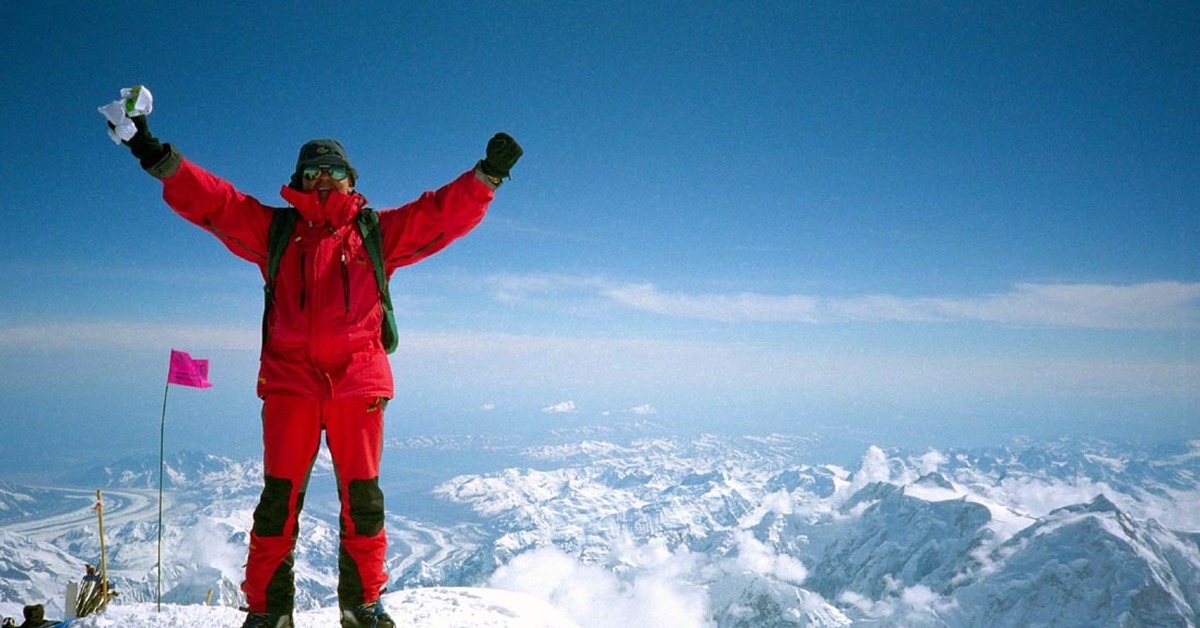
top-left (155, 153), bottom-right (494, 614)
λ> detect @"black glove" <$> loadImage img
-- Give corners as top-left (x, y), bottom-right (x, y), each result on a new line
top-left (479, 133), bottom-right (522, 179)
top-left (119, 115), bottom-right (169, 169)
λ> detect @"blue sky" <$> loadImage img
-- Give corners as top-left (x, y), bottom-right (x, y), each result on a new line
top-left (1, 2), bottom-right (1197, 469)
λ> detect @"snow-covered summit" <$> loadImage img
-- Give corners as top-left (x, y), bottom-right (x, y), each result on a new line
top-left (63, 588), bottom-right (578, 628)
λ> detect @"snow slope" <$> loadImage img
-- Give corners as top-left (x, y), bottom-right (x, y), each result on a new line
top-left (61, 588), bottom-right (578, 628)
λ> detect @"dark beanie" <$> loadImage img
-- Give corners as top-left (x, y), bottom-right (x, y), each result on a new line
top-left (289, 139), bottom-right (358, 189)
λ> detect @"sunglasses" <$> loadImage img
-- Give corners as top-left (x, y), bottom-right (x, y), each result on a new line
top-left (301, 165), bottom-right (349, 181)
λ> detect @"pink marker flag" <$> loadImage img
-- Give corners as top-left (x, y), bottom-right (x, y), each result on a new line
top-left (167, 349), bottom-right (213, 389)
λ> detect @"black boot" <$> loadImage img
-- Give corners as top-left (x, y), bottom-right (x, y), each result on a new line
top-left (239, 611), bottom-right (293, 628)
top-left (340, 600), bottom-right (395, 628)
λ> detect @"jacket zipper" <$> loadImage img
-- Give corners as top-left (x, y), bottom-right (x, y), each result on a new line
top-left (205, 220), bottom-right (266, 262)
top-left (396, 233), bottom-right (446, 262)
top-left (299, 251), bottom-right (306, 310)
top-left (340, 246), bottom-right (350, 313)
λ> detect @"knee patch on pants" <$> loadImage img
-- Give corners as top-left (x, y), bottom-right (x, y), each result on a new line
top-left (253, 476), bottom-right (293, 537)
top-left (347, 478), bottom-right (384, 536)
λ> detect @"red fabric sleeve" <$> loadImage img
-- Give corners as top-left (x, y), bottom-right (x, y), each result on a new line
top-left (376, 169), bottom-right (495, 274)
top-left (160, 158), bottom-right (274, 267)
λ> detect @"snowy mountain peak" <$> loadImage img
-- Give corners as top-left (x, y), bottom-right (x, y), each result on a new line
top-left (838, 481), bottom-right (901, 514)
top-left (1075, 492), bottom-right (1119, 514)
top-left (2, 434), bottom-right (1198, 626)
top-left (913, 471), bottom-right (954, 490)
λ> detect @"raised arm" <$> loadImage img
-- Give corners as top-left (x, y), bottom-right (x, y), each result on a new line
top-left (378, 132), bottom-right (522, 273)
top-left (118, 116), bottom-right (273, 265)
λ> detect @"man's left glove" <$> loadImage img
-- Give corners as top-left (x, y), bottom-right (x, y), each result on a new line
top-left (122, 116), bottom-right (170, 170)
top-left (479, 133), bottom-right (523, 180)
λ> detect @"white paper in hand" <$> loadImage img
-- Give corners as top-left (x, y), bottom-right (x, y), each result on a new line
top-left (98, 86), bottom-right (154, 144)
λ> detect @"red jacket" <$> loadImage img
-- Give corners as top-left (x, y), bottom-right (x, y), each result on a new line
top-left (159, 157), bottom-right (494, 399)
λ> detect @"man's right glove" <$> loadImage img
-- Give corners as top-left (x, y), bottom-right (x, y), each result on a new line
top-left (120, 116), bottom-right (169, 170)
top-left (479, 133), bottom-right (523, 180)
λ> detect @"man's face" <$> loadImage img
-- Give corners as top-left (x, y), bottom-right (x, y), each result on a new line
top-left (301, 164), bottom-right (353, 201)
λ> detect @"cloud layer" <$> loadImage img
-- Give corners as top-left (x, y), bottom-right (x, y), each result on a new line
top-left (602, 280), bottom-right (1200, 329)
top-left (4, 279), bottom-right (1196, 354)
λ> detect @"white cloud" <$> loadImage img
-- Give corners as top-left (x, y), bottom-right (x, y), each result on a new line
top-left (730, 530), bottom-right (808, 585)
top-left (865, 281), bottom-right (1200, 329)
top-left (837, 584), bottom-right (955, 623)
top-left (840, 446), bottom-right (924, 508)
top-left (542, 400), bottom-right (577, 414)
top-left (481, 402), bottom-right (497, 411)
top-left (0, 322), bottom-right (257, 351)
top-left (761, 490), bottom-right (794, 516)
top-left (916, 449), bottom-right (948, 475)
top-left (8, 324), bottom-right (1193, 415)
top-left (604, 283), bottom-right (820, 323)
top-left (393, 331), bottom-right (1199, 408)
top-left (487, 273), bottom-right (609, 304)
top-left (854, 446), bottom-right (894, 486)
top-left (900, 584), bottom-right (948, 609)
top-left (630, 404), bottom-right (657, 415)
top-left (185, 518), bottom-right (246, 584)
top-left (989, 476), bottom-right (1119, 519)
top-left (489, 543), bottom-right (712, 628)
top-left (601, 280), bottom-right (1200, 329)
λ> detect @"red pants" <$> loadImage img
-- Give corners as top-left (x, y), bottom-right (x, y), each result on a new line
top-left (241, 395), bottom-right (389, 614)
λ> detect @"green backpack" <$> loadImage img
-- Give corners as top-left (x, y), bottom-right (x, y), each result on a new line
top-left (262, 207), bottom-right (399, 354)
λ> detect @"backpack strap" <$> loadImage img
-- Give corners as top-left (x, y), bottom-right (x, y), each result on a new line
top-left (262, 207), bottom-right (298, 347)
top-left (356, 208), bottom-right (399, 354)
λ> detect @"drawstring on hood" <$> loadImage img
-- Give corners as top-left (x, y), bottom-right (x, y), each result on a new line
top-left (279, 186), bottom-right (367, 228)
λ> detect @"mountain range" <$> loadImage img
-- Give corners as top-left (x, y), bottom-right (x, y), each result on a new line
top-left (1, 428), bottom-right (1197, 627)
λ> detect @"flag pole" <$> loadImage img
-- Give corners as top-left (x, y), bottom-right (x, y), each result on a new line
top-left (157, 347), bottom-right (211, 612)
top-left (157, 354), bottom-right (171, 613)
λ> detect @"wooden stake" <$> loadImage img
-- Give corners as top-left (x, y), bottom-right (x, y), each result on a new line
top-left (95, 490), bottom-right (109, 605)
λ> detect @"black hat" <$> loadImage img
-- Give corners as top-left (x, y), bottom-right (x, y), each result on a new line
top-left (290, 139), bottom-right (357, 188)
